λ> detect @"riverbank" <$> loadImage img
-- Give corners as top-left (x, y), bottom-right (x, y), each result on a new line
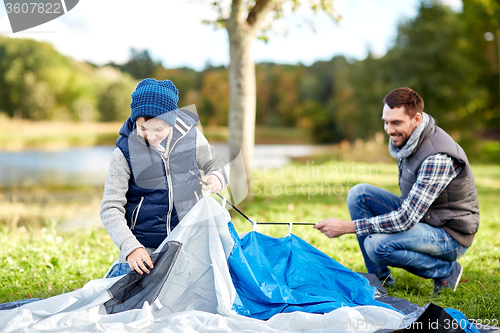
top-left (2, 118), bottom-right (498, 164)
top-left (0, 119), bottom-right (311, 151)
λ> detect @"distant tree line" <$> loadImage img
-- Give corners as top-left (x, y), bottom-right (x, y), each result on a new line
top-left (0, 0), bottom-right (498, 151)
top-left (0, 36), bottom-right (136, 122)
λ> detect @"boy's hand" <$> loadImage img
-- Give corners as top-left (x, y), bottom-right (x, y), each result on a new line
top-left (202, 175), bottom-right (222, 193)
top-left (126, 248), bottom-right (154, 274)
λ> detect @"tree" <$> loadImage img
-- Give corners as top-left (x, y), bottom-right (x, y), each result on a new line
top-left (98, 76), bottom-right (136, 122)
top-left (201, 69), bottom-right (230, 125)
top-left (384, 2), bottom-right (487, 132)
top-left (210, 0), bottom-right (337, 202)
top-left (460, 0), bottom-right (500, 134)
top-left (110, 48), bottom-right (162, 80)
top-left (0, 37), bottom-right (69, 119)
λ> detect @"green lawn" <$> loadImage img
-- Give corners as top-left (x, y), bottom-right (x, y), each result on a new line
top-left (0, 161), bottom-right (498, 321)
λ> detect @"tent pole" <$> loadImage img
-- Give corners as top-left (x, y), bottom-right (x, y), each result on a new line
top-left (189, 170), bottom-right (315, 227)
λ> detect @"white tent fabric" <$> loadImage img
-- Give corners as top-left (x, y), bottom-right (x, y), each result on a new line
top-left (0, 196), bottom-right (405, 333)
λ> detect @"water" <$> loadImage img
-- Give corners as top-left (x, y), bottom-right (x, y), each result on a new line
top-left (0, 144), bottom-right (317, 187)
top-left (211, 143), bottom-right (316, 169)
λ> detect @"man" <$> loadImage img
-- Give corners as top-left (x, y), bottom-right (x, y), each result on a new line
top-left (314, 87), bottom-right (479, 293)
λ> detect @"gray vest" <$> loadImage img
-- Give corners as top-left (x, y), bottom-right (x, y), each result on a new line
top-left (399, 116), bottom-right (479, 247)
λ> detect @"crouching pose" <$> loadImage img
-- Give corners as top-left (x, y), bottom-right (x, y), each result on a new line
top-left (101, 78), bottom-right (228, 278)
top-left (315, 87), bottom-right (479, 294)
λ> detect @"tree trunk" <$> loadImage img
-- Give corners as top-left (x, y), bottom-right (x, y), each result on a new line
top-left (226, 21), bottom-right (256, 203)
top-left (224, 0), bottom-right (275, 204)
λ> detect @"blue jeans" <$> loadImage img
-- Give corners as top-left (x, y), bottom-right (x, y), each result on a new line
top-left (346, 184), bottom-right (467, 280)
top-left (106, 263), bottom-right (133, 278)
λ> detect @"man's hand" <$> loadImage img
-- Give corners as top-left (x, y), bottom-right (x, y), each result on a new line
top-left (314, 217), bottom-right (356, 238)
top-left (202, 175), bottom-right (222, 194)
top-left (126, 248), bottom-right (154, 274)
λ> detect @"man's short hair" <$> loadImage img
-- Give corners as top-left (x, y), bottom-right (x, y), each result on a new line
top-left (383, 87), bottom-right (424, 118)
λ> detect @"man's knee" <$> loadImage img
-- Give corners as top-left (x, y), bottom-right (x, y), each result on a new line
top-left (346, 183), bottom-right (369, 210)
top-left (364, 234), bottom-right (394, 264)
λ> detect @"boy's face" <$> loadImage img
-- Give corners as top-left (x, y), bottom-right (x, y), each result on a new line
top-left (136, 117), bottom-right (171, 147)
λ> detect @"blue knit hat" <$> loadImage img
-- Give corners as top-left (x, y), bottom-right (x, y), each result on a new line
top-left (130, 78), bottom-right (179, 126)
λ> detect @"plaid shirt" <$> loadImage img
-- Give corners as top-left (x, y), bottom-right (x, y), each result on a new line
top-left (354, 153), bottom-right (462, 236)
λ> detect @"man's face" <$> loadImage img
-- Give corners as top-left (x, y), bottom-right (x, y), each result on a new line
top-left (382, 104), bottom-right (422, 148)
top-left (136, 117), bottom-right (171, 147)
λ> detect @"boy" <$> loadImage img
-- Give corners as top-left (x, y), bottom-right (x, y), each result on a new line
top-left (101, 78), bottom-right (228, 277)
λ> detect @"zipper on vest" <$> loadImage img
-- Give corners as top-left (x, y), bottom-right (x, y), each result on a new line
top-left (164, 124), bottom-right (193, 235)
top-left (130, 196), bottom-right (144, 230)
top-left (164, 158), bottom-right (174, 236)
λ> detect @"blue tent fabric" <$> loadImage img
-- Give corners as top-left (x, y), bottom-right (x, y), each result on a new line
top-left (226, 222), bottom-right (399, 320)
top-left (445, 308), bottom-right (480, 333)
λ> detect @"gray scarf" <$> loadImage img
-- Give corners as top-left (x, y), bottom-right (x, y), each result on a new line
top-left (389, 112), bottom-right (429, 159)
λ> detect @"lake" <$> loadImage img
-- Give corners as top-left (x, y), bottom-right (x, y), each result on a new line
top-left (0, 144), bottom-right (318, 187)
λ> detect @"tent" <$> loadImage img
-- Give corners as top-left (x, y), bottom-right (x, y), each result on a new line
top-left (0, 196), bottom-right (481, 332)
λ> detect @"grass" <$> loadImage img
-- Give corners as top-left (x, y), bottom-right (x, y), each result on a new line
top-left (0, 224), bottom-right (116, 301)
top-left (0, 161), bottom-right (498, 322)
top-left (0, 185), bottom-right (103, 230)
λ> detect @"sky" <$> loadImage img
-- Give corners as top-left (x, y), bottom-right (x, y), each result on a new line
top-left (0, 0), bottom-right (462, 71)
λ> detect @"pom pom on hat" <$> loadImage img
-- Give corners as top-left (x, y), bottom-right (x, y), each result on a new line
top-left (130, 78), bottom-right (179, 126)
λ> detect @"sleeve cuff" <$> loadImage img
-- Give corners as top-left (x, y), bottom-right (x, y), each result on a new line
top-left (354, 218), bottom-right (370, 237)
top-left (208, 171), bottom-right (227, 189)
top-left (120, 236), bottom-right (144, 261)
